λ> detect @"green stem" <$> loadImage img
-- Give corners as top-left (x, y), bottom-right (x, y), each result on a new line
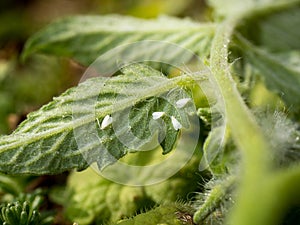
top-left (208, 17), bottom-right (272, 225)
top-left (193, 1), bottom-right (300, 224)
top-left (210, 16), bottom-right (272, 175)
top-left (193, 176), bottom-right (235, 224)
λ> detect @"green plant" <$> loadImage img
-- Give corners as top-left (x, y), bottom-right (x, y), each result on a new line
top-left (0, 0), bottom-right (300, 224)
top-left (0, 190), bottom-right (53, 225)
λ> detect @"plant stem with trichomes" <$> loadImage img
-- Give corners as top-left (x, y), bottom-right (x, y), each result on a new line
top-left (194, 15), bottom-right (274, 225)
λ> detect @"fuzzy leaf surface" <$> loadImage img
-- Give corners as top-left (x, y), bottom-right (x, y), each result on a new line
top-left (0, 64), bottom-right (194, 175)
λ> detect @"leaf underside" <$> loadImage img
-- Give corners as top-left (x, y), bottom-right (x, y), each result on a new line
top-left (0, 64), bottom-right (194, 175)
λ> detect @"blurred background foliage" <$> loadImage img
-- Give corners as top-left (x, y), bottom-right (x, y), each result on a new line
top-left (0, 0), bottom-right (207, 135)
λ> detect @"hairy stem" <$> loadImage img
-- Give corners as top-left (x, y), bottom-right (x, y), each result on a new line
top-left (208, 17), bottom-right (273, 225)
top-left (193, 176), bottom-right (235, 224)
top-left (210, 17), bottom-right (271, 181)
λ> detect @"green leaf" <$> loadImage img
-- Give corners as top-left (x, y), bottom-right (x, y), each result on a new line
top-left (232, 5), bottom-right (300, 109)
top-left (114, 203), bottom-right (194, 225)
top-left (66, 138), bottom-right (200, 224)
top-left (144, 151), bottom-right (201, 204)
top-left (0, 190), bottom-right (54, 225)
top-left (66, 167), bottom-right (154, 225)
top-left (199, 124), bottom-right (238, 176)
top-left (0, 61), bottom-right (10, 84)
top-left (200, 126), bottom-right (226, 172)
top-left (239, 5), bottom-right (300, 52)
top-left (0, 174), bottom-right (23, 196)
top-left (236, 35), bottom-right (300, 112)
top-left (0, 64), bottom-right (195, 175)
top-left (22, 15), bottom-right (215, 65)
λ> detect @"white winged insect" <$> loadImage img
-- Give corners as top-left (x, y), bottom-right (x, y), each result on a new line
top-left (175, 98), bottom-right (191, 108)
top-left (98, 115), bottom-right (113, 130)
top-left (171, 116), bottom-right (182, 130)
top-left (152, 112), bottom-right (165, 120)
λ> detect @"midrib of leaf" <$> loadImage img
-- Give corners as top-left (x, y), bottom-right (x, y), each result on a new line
top-left (0, 66), bottom-right (200, 174)
top-left (9, 74), bottom-right (194, 140)
top-left (0, 75), bottom-right (185, 152)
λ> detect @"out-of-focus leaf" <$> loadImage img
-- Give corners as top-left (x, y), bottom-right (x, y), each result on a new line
top-left (0, 174), bottom-right (22, 196)
top-left (0, 61), bottom-right (10, 83)
top-left (0, 56), bottom-right (74, 135)
top-left (66, 168), bottom-right (152, 225)
top-left (236, 35), bottom-right (300, 112)
top-left (66, 146), bottom-right (200, 224)
top-left (0, 94), bottom-right (13, 134)
top-left (144, 151), bottom-right (200, 203)
top-left (22, 15), bottom-right (215, 65)
top-left (0, 60), bottom-right (13, 134)
top-left (238, 5), bottom-right (300, 52)
top-left (128, 0), bottom-right (193, 18)
top-left (199, 126), bottom-right (237, 175)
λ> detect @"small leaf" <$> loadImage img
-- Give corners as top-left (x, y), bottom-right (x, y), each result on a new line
top-left (22, 15), bottom-right (215, 65)
top-left (0, 64), bottom-right (195, 175)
